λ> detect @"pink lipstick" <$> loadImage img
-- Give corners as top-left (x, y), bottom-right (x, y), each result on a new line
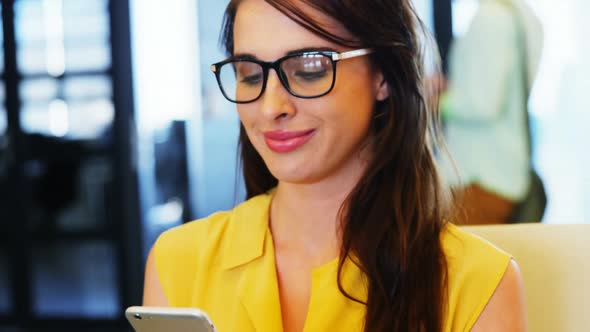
top-left (263, 129), bottom-right (315, 153)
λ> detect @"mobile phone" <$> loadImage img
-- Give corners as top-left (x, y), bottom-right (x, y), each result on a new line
top-left (125, 306), bottom-right (216, 332)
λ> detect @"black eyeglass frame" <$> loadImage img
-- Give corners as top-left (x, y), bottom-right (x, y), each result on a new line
top-left (210, 48), bottom-right (374, 104)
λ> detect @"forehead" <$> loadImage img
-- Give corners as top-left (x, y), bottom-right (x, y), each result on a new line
top-left (233, 0), bottom-right (353, 60)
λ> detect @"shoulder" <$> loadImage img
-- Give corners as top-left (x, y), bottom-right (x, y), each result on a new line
top-left (153, 192), bottom-right (273, 275)
top-left (471, 259), bottom-right (527, 331)
top-left (154, 210), bottom-right (232, 262)
top-left (442, 223), bottom-right (512, 266)
top-left (151, 211), bottom-right (233, 306)
top-left (441, 224), bottom-right (513, 330)
top-left (150, 192), bottom-right (272, 306)
top-left (466, 1), bottom-right (516, 40)
top-left (478, 0), bottom-right (514, 21)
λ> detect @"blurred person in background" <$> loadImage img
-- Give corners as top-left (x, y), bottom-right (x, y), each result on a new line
top-left (437, 0), bottom-right (544, 224)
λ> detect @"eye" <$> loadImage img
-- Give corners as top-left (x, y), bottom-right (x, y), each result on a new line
top-left (240, 73), bottom-right (263, 85)
top-left (283, 55), bottom-right (332, 83)
top-left (294, 69), bottom-right (328, 81)
top-left (235, 62), bottom-right (263, 85)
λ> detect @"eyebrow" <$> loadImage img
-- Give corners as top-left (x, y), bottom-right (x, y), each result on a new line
top-left (232, 47), bottom-right (340, 61)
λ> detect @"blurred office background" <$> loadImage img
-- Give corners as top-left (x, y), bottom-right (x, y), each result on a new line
top-left (0, 0), bottom-right (587, 330)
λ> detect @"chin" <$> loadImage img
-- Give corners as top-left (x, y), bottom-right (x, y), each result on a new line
top-left (267, 163), bottom-right (319, 185)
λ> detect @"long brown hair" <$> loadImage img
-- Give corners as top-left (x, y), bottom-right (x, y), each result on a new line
top-left (221, 0), bottom-right (451, 330)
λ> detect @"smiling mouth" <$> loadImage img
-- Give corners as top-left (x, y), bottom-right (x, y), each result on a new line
top-left (263, 129), bottom-right (316, 153)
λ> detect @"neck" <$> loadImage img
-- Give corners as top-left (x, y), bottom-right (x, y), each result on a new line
top-left (269, 153), bottom-right (369, 264)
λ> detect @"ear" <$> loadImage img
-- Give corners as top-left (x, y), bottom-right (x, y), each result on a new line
top-left (374, 71), bottom-right (390, 101)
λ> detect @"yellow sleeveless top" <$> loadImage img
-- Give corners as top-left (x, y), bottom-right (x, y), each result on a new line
top-left (154, 192), bottom-right (511, 332)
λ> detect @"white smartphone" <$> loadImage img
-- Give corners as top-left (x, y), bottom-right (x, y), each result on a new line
top-left (125, 306), bottom-right (216, 332)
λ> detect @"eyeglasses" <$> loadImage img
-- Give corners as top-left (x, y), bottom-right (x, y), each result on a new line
top-left (210, 48), bottom-right (374, 104)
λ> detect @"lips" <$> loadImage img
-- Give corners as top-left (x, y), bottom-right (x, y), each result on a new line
top-left (263, 129), bottom-right (316, 153)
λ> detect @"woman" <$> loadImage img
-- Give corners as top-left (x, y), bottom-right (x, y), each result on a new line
top-left (143, 0), bottom-right (527, 331)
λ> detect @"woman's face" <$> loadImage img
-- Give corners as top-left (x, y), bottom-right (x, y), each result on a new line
top-left (234, 0), bottom-right (388, 186)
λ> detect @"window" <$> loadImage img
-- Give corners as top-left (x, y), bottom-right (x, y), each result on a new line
top-left (15, 0), bottom-right (113, 140)
top-left (1, 0), bottom-right (142, 328)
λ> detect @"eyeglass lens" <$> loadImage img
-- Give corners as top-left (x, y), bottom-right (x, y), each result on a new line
top-left (217, 53), bottom-right (334, 102)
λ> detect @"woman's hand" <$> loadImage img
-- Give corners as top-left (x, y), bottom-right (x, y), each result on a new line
top-left (142, 247), bottom-right (169, 306)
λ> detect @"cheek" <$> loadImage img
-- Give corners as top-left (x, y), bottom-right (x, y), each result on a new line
top-left (313, 97), bottom-right (374, 148)
top-left (237, 106), bottom-right (255, 129)
top-left (326, 81), bottom-right (377, 125)
top-left (333, 66), bottom-right (379, 112)
top-left (330, 97), bottom-right (376, 144)
top-left (237, 107), bottom-right (260, 146)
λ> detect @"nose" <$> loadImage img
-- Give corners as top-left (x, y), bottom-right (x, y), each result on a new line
top-left (259, 70), bottom-right (296, 120)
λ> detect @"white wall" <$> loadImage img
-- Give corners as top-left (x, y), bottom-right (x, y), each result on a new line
top-left (524, 0), bottom-right (590, 223)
